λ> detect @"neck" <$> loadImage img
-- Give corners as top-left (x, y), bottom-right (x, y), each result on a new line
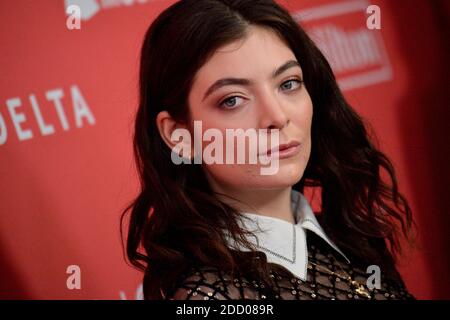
top-left (209, 180), bottom-right (295, 224)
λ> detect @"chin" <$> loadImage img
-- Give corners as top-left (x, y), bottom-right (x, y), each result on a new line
top-left (205, 161), bottom-right (306, 190)
top-left (270, 167), bottom-right (304, 186)
top-left (247, 163), bottom-right (305, 189)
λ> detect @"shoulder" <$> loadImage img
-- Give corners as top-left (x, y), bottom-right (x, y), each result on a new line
top-left (167, 265), bottom-right (266, 300)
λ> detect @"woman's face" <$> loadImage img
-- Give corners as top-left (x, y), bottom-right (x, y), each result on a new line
top-left (187, 25), bottom-right (313, 195)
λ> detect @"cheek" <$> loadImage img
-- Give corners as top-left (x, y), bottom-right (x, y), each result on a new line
top-left (292, 96), bottom-right (313, 130)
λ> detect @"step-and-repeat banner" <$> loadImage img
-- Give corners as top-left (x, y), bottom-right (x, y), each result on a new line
top-left (1, 0), bottom-right (449, 299)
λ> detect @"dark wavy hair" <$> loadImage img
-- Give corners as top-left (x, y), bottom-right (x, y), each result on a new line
top-left (120, 0), bottom-right (414, 300)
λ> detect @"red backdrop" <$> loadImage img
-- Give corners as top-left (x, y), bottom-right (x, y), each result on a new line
top-left (1, 0), bottom-right (449, 299)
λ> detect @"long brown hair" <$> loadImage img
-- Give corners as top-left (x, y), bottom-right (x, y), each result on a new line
top-left (121, 0), bottom-right (414, 299)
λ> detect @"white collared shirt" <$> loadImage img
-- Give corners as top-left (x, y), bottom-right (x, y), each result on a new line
top-left (225, 189), bottom-right (350, 281)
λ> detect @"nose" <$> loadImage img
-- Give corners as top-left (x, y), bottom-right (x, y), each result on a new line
top-left (257, 91), bottom-right (289, 131)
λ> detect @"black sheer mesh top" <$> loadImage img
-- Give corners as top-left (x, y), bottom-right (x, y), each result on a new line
top-left (166, 230), bottom-right (415, 300)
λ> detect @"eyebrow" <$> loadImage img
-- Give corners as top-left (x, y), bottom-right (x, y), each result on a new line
top-left (201, 60), bottom-right (302, 102)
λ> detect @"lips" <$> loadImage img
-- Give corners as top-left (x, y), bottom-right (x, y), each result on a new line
top-left (263, 140), bottom-right (301, 156)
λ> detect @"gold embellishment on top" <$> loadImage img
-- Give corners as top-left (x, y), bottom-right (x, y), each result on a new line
top-left (308, 261), bottom-right (371, 299)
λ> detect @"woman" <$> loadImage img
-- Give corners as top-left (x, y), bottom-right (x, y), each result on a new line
top-left (121, 0), bottom-right (415, 300)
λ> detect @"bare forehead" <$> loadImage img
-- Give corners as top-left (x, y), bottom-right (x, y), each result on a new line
top-left (193, 26), bottom-right (296, 83)
top-left (218, 25), bottom-right (286, 51)
top-left (213, 26), bottom-right (291, 61)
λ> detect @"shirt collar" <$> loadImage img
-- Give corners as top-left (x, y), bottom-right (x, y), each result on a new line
top-left (225, 189), bottom-right (350, 280)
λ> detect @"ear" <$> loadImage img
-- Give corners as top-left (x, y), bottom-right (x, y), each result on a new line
top-left (156, 110), bottom-right (192, 157)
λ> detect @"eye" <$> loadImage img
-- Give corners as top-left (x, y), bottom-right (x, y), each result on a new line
top-left (280, 78), bottom-right (303, 92)
top-left (218, 96), bottom-right (245, 110)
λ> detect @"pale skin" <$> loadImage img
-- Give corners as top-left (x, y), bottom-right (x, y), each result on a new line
top-left (157, 25), bottom-right (313, 224)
